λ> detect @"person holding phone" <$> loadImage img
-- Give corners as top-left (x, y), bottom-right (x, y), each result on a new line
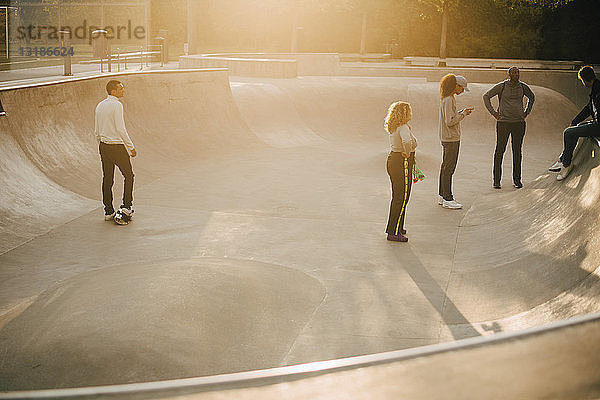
top-left (438, 74), bottom-right (472, 210)
top-left (483, 66), bottom-right (535, 189)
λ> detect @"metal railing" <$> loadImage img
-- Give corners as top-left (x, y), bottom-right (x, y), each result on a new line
top-left (83, 44), bottom-right (164, 73)
top-left (109, 45), bottom-right (163, 72)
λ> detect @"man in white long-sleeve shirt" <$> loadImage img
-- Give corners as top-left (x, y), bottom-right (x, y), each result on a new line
top-left (95, 80), bottom-right (136, 222)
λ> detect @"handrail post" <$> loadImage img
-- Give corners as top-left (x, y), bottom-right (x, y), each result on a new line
top-left (107, 42), bottom-right (112, 73)
top-left (59, 30), bottom-right (72, 76)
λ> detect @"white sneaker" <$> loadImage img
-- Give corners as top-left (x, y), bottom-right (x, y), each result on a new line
top-left (442, 199), bottom-right (463, 209)
top-left (438, 195), bottom-right (443, 205)
top-left (104, 212), bottom-right (115, 221)
top-left (121, 207), bottom-right (133, 217)
top-left (557, 165), bottom-right (572, 181)
top-left (114, 207), bottom-right (134, 225)
top-left (549, 160), bottom-right (562, 172)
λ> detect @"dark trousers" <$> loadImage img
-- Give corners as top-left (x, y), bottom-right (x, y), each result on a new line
top-left (386, 152), bottom-right (414, 235)
top-left (438, 141), bottom-right (460, 201)
top-left (99, 142), bottom-right (134, 213)
top-left (493, 121), bottom-right (526, 185)
top-left (560, 121), bottom-right (600, 167)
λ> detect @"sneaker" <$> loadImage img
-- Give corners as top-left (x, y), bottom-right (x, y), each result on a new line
top-left (557, 165), bottom-right (572, 181)
top-left (438, 195), bottom-right (443, 205)
top-left (442, 199), bottom-right (463, 209)
top-left (387, 233), bottom-right (408, 242)
top-left (121, 207), bottom-right (134, 217)
top-left (493, 183), bottom-right (501, 189)
top-left (548, 160), bottom-right (562, 172)
top-left (114, 207), bottom-right (134, 225)
top-left (104, 211), bottom-right (115, 221)
top-left (513, 181), bottom-right (523, 189)
top-left (401, 229), bottom-right (406, 235)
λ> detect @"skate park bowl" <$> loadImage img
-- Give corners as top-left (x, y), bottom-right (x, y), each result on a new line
top-left (0, 67), bottom-right (600, 398)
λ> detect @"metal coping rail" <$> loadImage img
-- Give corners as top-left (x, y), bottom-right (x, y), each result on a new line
top-left (1, 311), bottom-right (599, 399)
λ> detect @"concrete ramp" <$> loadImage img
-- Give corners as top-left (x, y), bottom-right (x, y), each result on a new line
top-left (230, 81), bottom-right (325, 148)
top-left (1, 313), bottom-right (599, 399)
top-left (0, 73), bottom-right (599, 396)
top-left (0, 258), bottom-right (325, 389)
top-left (451, 138), bottom-right (600, 325)
top-left (0, 70), bottom-right (259, 254)
top-left (0, 131), bottom-right (96, 252)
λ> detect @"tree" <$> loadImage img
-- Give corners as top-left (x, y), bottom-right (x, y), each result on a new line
top-left (419, 0), bottom-right (577, 63)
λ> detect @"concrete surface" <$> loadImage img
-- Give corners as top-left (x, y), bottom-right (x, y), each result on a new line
top-left (180, 55), bottom-right (298, 79)
top-left (0, 62), bottom-right (179, 88)
top-left (338, 63), bottom-right (591, 107)
top-left (179, 52), bottom-right (591, 106)
top-left (0, 69), bottom-right (599, 395)
top-left (2, 313), bottom-right (598, 399)
top-left (180, 54), bottom-right (340, 77)
top-left (403, 56), bottom-right (583, 70)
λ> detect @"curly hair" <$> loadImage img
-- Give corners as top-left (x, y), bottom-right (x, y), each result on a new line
top-left (440, 74), bottom-right (457, 99)
top-left (384, 101), bottom-right (412, 134)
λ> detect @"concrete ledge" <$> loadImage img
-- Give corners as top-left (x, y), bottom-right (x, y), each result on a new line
top-left (339, 53), bottom-right (392, 63)
top-left (179, 53), bottom-right (340, 78)
top-left (339, 64), bottom-right (589, 106)
top-left (404, 57), bottom-right (584, 70)
top-left (180, 54), bottom-right (297, 78)
top-left (0, 68), bottom-right (228, 91)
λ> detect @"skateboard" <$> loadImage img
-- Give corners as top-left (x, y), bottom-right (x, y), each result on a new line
top-left (114, 208), bottom-right (133, 225)
top-left (412, 164), bottom-right (425, 183)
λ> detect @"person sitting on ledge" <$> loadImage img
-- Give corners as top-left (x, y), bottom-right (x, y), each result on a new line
top-left (549, 66), bottom-right (600, 181)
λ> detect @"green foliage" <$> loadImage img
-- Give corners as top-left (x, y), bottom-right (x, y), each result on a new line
top-left (171, 0), bottom-right (594, 60)
top-left (447, 0), bottom-right (545, 58)
top-left (493, 0), bottom-right (575, 8)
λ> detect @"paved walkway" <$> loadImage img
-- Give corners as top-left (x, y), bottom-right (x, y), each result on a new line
top-left (0, 61), bottom-right (179, 88)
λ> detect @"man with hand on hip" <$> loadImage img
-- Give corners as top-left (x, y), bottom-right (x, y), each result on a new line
top-left (95, 80), bottom-right (136, 223)
top-left (483, 66), bottom-right (535, 189)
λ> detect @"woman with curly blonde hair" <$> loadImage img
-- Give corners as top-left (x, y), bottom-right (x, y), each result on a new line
top-left (384, 101), bottom-right (418, 242)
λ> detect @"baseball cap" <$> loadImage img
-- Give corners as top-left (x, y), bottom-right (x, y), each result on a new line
top-left (455, 75), bottom-right (470, 92)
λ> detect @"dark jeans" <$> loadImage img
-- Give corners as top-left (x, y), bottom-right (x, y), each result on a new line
top-left (99, 142), bottom-right (134, 213)
top-left (439, 141), bottom-right (460, 201)
top-left (386, 152), bottom-right (414, 235)
top-left (560, 121), bottom-right (600, 167)
top-left (493, 121), bottom-right (526, 185)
